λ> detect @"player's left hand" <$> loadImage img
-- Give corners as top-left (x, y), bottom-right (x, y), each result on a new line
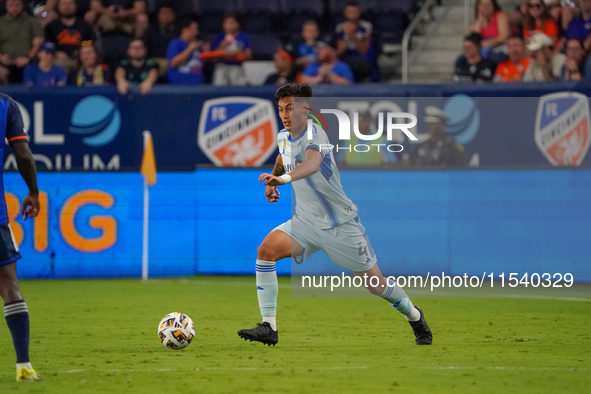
top-left (265, 186), bottom-right (280, 202)
top-left (21, 193), bottom-right (40, 220)
top-left (259, 173), bottom-right (284, 187)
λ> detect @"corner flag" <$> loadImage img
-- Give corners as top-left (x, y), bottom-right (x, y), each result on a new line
top-left (141, 131), bottom-right (156, 281)
top-left (141, 131), bottom-right (157, 186)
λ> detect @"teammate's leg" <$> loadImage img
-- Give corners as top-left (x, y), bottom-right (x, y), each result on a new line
top-left (0, 262), bottom-right (40, 380)
top-left (238, 229), bottom-right (304, 345)
top-left (353, 264), bottom-right (432, 345)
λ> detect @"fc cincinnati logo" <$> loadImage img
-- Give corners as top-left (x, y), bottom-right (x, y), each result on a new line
top-left (197, 97), bottom-right (278, 166)
top-left (535, 92), bottom-right (590, 166)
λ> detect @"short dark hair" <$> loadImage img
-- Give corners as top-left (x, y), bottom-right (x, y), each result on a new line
top-left (464, 32), bottom-right (482, 47)
top-left (129, 38), bottom-right (146, 48)
top-left (222, 12), bottom-right (241, 26)
top-left (178, 18), bottom-right (197, 33)
top-left (156, 3), bottom-right (176, 13)
top-left (507, 34), bottom-right (524, 41)
top-left (567, 37), bottom-right (585, 50)
top-left (345, 1), bottom-right (361, 8)
top-left (274, 83), bottom-right (313, 103)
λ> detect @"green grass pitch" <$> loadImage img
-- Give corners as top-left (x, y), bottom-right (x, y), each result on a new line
top-left (0, 276), bottom-right (589, 393)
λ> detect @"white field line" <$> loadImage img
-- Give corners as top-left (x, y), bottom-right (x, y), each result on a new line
top-left (1, 366), bottom-right (588, 375)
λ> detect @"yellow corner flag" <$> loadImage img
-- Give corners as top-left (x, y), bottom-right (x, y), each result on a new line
top-left (141, 130), bottom-right (157, 186)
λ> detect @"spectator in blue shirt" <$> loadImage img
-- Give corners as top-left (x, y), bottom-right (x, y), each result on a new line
top-left (294, 20), bottom-right (325, 69)
top-left (566, 0), bottom-right (591, 51)
top-left (23, 41), bottom-right (67, 86)
top-left (335, 0), bottom-right (377, 82)
top-left (166, 19), bottom-right (207, 84)
top-left (211, 13), bottom-right (252, 85)
top-left (300, 43), bottom-right (354, 85)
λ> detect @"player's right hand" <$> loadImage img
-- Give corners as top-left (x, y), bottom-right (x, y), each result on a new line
top-left (265, 186), bottom-right (280, 202)
top-left (21, 193), bottom-right (40, 220)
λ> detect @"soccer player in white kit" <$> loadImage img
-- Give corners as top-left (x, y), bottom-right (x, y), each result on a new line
top-left (238, 84), bottom-right (432, 346)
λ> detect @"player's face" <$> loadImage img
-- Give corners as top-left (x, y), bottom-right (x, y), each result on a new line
top-left (277, 97), bottom-right (308, 133)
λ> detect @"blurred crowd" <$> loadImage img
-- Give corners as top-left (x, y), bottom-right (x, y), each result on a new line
top-left (454, 0), bottom-right (591, 82)
top-left (0, 0), bottom-right (425, 90)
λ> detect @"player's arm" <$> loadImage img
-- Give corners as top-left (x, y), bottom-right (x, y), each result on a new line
top-left (264, 154), bottom-right (284, 202)
top-left (260, 148), bottom-right (322, 187)
top-left (11, 142), bottom-right (40, 219)
top-left (7, 101), bottom-right (40, 219)
top-left (271, 153), bottom-right (285, 176)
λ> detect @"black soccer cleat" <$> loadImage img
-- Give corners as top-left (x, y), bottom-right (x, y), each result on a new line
top-left (409, 306), bottom-right (432, 345)
top-left (238, 322), bottom-right (278, 346)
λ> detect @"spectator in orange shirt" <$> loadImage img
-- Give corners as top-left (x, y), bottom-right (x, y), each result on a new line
top-left (494, 35), bottom-right (532, 82)
top-left (523, 0), bottom-right (559, 47)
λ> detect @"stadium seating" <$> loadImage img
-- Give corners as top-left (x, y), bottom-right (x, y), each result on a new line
top-left (279, 0), bottom-right (324, 36)
top-left (237, 0), bottom-right (280, 34)
top-left (371, 0), bottom-right (413, 46)
top-left (98, 33), bottom-right (132, 69)
top-left (249, 33), bottom-right (282, 61)
top-left (193, 0), bottom-right (239, 36)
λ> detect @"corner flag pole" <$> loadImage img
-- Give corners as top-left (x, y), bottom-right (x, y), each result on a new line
top-left (141, 130), bottom-right (157, 281)
top-left (142, 172), bottom-right (149, 281)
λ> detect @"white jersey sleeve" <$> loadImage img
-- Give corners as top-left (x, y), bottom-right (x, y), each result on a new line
top-left (278, 124), bottom-right (357, 229)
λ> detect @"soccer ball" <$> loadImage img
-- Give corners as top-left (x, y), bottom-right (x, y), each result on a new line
top-left (157, 312), bottom-right (195, 349)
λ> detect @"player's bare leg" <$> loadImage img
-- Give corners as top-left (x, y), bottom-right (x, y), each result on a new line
top-left (354, 264), bottom-right (432, 345)
top-left (238, 230), bottom-right (304, 346)
top-left (0, 263), bottom-right (40, 381)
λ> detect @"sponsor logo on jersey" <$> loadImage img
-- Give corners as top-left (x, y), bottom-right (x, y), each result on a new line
top-left (198, 97), bottom-right (278, 167)
top-left (535, 92), bottom-right (590, 166)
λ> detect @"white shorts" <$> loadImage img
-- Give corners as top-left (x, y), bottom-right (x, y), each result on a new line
top-left (274, 215), bottom-right (377, 272)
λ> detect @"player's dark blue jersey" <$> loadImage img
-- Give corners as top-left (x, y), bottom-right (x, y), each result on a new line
top-left (0, 93), bottom-right (28, 225)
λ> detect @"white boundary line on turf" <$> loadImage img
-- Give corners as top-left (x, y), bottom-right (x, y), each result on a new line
top-left (2, 366), bottom-right (588, 375)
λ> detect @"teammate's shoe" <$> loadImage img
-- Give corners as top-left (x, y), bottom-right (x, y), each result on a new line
top-left (238, 322), bottom-right (278, 346)
top-left (16, 367), bottom-right (41, 382)
top-left (409, 306), bottom-right (432, 345)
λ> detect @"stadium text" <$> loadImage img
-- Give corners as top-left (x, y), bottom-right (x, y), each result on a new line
top-left (6, 190), bottom-right (117, 253)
